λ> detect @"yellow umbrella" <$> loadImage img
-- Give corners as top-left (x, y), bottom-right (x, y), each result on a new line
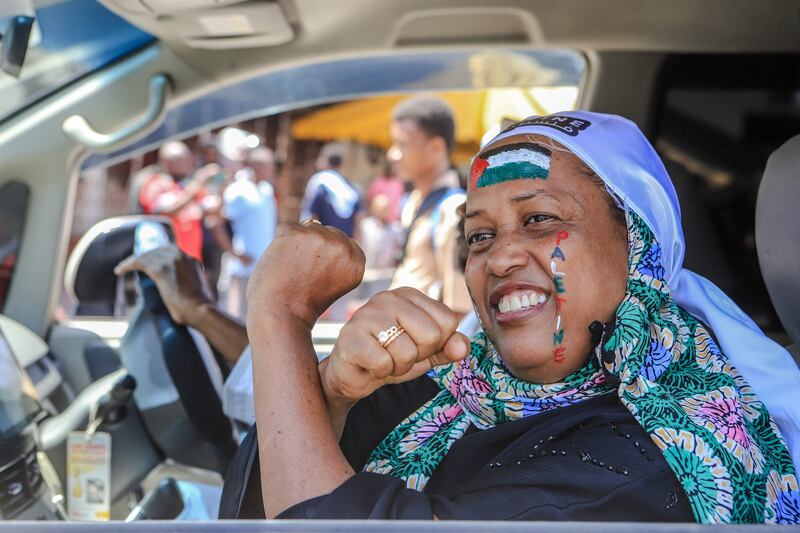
top-left (291, 87), bottom-right (578, 163)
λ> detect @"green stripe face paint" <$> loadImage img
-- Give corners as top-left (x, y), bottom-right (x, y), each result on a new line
top-left (469, 143), bottom-right (551, 189)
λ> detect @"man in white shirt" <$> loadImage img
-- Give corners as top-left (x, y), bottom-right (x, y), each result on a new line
top-left (388, 96), bottom-right (471, 316)
top-left (218, 147), bottom-right (278, 318)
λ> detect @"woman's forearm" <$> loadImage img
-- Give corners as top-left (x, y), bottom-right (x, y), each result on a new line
top-left (250, 310), bottom-right (355, 518)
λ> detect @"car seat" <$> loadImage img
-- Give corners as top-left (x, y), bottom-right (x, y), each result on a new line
top-left (756, 134), bottom-right (800, 363)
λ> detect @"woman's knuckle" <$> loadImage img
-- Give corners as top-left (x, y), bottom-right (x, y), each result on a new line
top-left (370, 290), bottom-right (394, 307)
top-left (443, 311), bottom-right (459, 333)
top-left (393, 287), bottom-right (418, 300)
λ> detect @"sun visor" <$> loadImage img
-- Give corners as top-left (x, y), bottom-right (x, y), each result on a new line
top-left (109, 0), bottom-right (294, 50)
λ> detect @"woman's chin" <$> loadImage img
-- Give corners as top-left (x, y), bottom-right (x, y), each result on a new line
top-left (493, 337), bottom-right (554, 382)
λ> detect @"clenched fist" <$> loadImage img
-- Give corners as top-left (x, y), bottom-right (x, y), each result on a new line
top-left (246, 222), bottom-right (366, 327)
top-left (319, 287), bottom-right (470, 406)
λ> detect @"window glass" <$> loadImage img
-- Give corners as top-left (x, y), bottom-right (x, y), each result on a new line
top-left (0, 0), bottom-right (153, 123)
top-left (63, 50), bottom-right (586, 321)
top-left (0, 181), bottom-right (29, 311)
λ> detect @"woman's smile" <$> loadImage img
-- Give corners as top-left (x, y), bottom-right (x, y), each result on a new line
top-left (489, 279), bottom-right (551, 327)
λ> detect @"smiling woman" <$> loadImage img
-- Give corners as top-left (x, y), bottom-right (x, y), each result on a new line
top-left (244, 111), bottom-right (800, 524)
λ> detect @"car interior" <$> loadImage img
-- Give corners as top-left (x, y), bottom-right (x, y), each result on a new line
top-left (0, 0), bottom-right (798, 529)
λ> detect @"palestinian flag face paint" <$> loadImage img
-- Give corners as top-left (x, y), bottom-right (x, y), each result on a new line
top-left (469, 143), bottom-right (551, 189)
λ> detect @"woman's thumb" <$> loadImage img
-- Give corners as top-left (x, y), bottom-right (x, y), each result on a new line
top-left (429, 332), bottom-right (470, 368)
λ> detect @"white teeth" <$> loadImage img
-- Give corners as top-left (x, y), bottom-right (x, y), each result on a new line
top-left (497, 291), bottom-right (547, 313)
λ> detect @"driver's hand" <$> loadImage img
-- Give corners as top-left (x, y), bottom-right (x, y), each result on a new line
top-left (319, 287), bottom-right (470, 406)
top-left (114, 245), bottom-right (214, 326)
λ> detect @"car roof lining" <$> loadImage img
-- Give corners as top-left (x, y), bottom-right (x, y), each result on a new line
top-left (99, 0), bottom-right (800, 85)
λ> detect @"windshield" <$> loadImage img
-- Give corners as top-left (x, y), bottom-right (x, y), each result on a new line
top-left (0, 0), bottom-right (153, 123)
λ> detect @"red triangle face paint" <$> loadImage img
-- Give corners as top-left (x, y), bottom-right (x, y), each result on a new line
top-left (469, 157), bottom-right (489, 189)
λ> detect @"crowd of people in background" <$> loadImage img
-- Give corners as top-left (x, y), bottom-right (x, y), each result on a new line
top-left (115, 95), bottom-right (470, 324)
top-left (127, 129), bottom-right (279, 319)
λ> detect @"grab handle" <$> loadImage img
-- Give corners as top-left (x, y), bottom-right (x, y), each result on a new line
top-left (62, 73), bottom-right (171, 150)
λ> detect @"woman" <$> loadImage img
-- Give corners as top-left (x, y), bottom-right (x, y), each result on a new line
top-left (244, 111), bottom-right (800, 523)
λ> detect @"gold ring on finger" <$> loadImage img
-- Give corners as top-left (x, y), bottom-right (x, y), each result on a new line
top-left (376, 325), bottom-right (405, 349)
top-left (301, 218), bottom-right (322, 226)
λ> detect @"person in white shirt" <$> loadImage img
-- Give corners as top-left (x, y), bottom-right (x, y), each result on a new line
top-left (358, 194), bottom-right (401, 271)
top-left (217, 147), bottom-right (278, 318)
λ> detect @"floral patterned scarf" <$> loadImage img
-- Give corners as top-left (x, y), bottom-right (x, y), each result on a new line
top-left (364, 210), bottom-right (800, 524)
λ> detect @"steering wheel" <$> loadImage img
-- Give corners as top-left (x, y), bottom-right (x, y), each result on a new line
top-left (66, 216), bottom-right (237, 475)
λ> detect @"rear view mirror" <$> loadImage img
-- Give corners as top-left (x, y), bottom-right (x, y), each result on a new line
top-left (0, 15), bottom-right (33, 78)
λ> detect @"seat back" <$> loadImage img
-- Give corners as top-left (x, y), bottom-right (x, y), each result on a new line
top-left (756, 134), bottom-right (800, 362)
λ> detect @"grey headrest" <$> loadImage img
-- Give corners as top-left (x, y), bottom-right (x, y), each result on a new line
top-left (756, 134), bottom-right (800, 345)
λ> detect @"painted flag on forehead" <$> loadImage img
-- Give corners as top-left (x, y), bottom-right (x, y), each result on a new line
top-left (470, 143), bottom-right (551, 189)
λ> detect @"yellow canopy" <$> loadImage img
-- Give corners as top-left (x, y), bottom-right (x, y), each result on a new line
top-left (291, 87), bottom-right (579, 163)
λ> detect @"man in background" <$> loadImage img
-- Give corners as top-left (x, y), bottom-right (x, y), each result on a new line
top-left (139, 141), bottom-right (221, 262)
top-left (388, 96), bottom-right (471, 316)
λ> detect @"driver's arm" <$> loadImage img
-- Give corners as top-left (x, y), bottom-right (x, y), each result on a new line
top-left (115, 246), bottom-right (248, 366)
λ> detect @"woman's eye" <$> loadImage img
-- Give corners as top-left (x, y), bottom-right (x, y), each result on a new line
top-left (525, 213), bottom-right (555, 225)
top-left (467, 232), bottom-right (493, 246)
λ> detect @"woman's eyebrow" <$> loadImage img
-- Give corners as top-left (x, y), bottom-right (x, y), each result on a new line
top-left (511, 189), bottom-right (558, 203)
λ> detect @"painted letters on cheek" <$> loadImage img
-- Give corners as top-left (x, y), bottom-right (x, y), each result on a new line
top-left (551, 232), bottom-right (569, 363)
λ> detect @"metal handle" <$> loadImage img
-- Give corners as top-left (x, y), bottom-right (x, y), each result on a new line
top-left (38, 369), bottom-right (133, 450)
top-left (62, 73), bottom-right (171, 149)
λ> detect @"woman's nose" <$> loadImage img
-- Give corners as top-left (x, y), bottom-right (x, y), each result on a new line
top-left (486, 230), bottom-right (529, 277)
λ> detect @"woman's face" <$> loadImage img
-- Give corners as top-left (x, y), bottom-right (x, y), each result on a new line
top-left (464, 135), bottom-right (629, 383)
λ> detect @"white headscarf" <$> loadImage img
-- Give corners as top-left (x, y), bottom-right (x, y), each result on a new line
top-left (486, 110), bottom-right (800, 468)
